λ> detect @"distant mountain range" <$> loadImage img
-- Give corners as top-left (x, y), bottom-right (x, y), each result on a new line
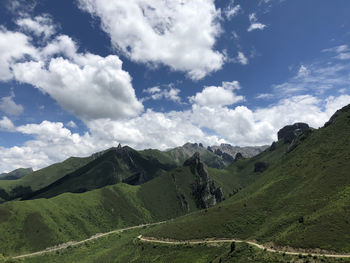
top-left (0, 168), bottom-right (33, 181)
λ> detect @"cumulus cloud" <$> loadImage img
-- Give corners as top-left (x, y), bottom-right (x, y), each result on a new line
top-left (0, 120), bottom-right (109, 172)
top-left (143, 85), bottom-right (181, 103)
top-left (0, 116), bottom-right (15, 131)
top-left (78, 0), bottom-right (224, 79)
top-left (16, 15), bottom-right (56, 40)
top-left (189, 81), bottom-right (244, 107)
top-left (248, 13), bottom-right (267, 32)
top-left (1, 93), bottom-right (350, 173)
top-left (0, 92), bottom-right (24, 116)
top-left (12, 53), bottom-right (143, 120)
top-left (0, 28), bottom-right (38, 81)
top-left (1, 15), bottom-right (143, 121)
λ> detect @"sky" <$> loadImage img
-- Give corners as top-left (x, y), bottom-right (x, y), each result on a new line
top-left (0, 0), bottom-right (350, 172)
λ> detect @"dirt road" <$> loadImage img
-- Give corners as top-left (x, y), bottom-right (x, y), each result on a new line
top-left (12, 221), bottom-right (350, 260)
top-left (13, 222), bottom-right (165, 259)
top-left (138, 235), bottom-right (350, 259)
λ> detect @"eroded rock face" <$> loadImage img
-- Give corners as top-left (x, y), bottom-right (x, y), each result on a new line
top-left (183, 152), bottom-right (224, 209)
top-left (277, 123), bottom-right (310, 144)
top-left (234, 152), bottom-right (243, 161)
top-left (324, 104), bottom-right (350, 127)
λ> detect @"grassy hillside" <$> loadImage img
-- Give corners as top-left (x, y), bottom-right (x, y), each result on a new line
top-left (17, 227), bottom-right (349, 263)
top-left (0, 168), bottom-right (33, 181)
top-left (26, 147), bottom-right (176, 200)
top-left (0, 155), bottom-right (95, 202)
top-left (147, 105), bottom-right (350, 252)
top-left (0, 161), bottom-right (226, 256)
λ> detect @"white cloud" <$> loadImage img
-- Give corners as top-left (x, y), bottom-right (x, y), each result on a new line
top-left (248, 13), bottom-right (267, 32)
top-left (12, 53), bottom-right (143, 120)
top-left (143, 85), bottom-right (181, 103)
top-left (0, 116), bottom-right (15, 131)
top-left (66, 121), bottom-right (78, 129)
top-left (322, 45), bottom-right (349, 53)
top-left (237, 51), bottom-right (248, 65)
top-left (0, 28), bottom-right (38, 81)
top-left (297, 65), bottom-right (310, 78)
top-left (0, 92), bottom-right (24, 116)
top-left (1, 93), bottom-right (350, 173)
top-left (336, 53), bottom-right (350, 60)
top-left (87, 110), bottom-right (225, 151)
top-left (78, 0), bottom-right (224, 79)
top-left (16, 15), bottom-right (56, 40)
top-left (322, 44), bottom-right (350, 61)
top-left (275, 62), bottom-right (350, 95)
top-left (0, 120), bottom-right (109, 172)
top-left (224, 2), bottom-right (241, 20)
top-left (189, 81), bottom-right (244, 107)
top-left (256, 93), bottom-right (274, 100)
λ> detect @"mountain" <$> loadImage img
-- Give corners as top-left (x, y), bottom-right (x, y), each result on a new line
top-left (208, 143), bottom-right (269, 160)
top-left (24, 146), bottom-right (177, 200)
top-left (0, 153), bottom-right (98, 203)
top-left (0, 168), bottom-right (33, 181)
top-left (165, 142), bottom-right (229, 168)
top-left (146, 104), bottom-right (350, 253)
top-left (0, 154), bottom-right (224, 256)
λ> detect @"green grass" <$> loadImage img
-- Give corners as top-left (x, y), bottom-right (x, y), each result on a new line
top-left (0, 164), bottom-right (211, 256)
top-left (4, 227), bottom-right (347, 263)
top-left (0, 156), bottom-right (94, 196)
top-left (146, 105), bottom-right (350, 252)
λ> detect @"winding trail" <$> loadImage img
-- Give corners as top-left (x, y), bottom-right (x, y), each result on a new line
top-left (11, 220), bottom-right (350, 260)
top-left (13, 222), bottom-right (165, 259)
top-left (138, 235), bottom-right (350, 259)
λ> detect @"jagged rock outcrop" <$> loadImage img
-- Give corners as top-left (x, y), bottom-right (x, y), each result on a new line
top-left (269, 141), bottom-right (277, 152)
top-left (183, 152), bottom-right (223, 209)
top-left (324, 104), bottom-right (350, 127)
top-left (210, 144), bottom-right (268, 160)
top-left (277, 123), bottom-right (311, 144)
top-left (234, 152), bottom-right (243, 161)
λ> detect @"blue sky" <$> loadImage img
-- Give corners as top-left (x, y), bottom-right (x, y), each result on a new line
top-left (0, 0), bottom-right (350, 172)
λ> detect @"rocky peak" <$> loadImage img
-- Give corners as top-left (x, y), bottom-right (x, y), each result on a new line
top-left (234, 152), bottom-right (243, 161)
top-left (277, 123), bottom-right (310, 144)
top-left (324, 104), bottom-right (350, 127)
top-left (183, 153), bottom-right (223, 209)
top-left (183, 152), bottom-right (201, 167)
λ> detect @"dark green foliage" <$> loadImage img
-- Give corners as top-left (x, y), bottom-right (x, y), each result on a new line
top-left (253, 162), bottom-right (268, 173)
top-left (10, 186), bottom-right (32, 199)
top-left (0, 189), bottom-right (9, 201)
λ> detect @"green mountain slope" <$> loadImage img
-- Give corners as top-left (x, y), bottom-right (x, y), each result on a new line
top-left (0, 155), bottom-right (96, 203)
top-left (25, 146), bottom-right (176, 200)
top-left (0, 154), bottom-right (225, 256)
top-left (146, 104), bottom-right (350, 253)
top-left (0, 168), bottom-right (33, 181)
